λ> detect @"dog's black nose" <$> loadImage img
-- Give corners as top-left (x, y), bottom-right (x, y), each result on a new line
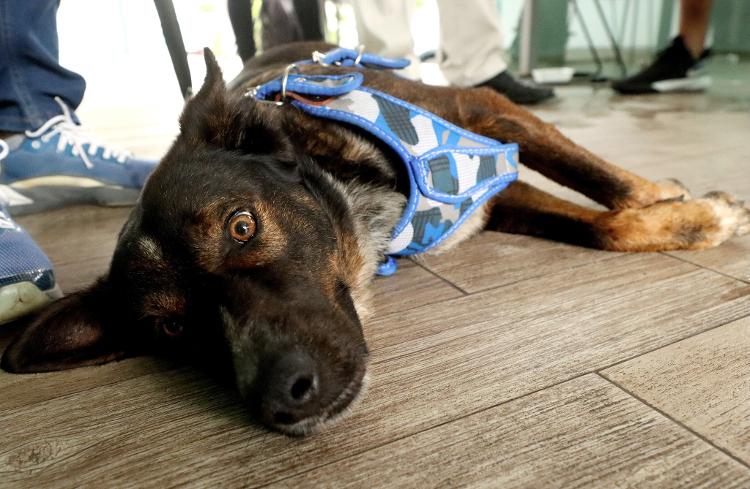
top-left (257, 350), bottom-right (320, 427)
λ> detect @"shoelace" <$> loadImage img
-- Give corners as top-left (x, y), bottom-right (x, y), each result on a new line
top-left (0, 139), bottom-right (8, 163)
top-left (23, 97), bottom-right (131, 169)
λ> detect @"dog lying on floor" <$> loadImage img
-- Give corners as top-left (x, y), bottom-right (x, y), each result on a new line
top-left (3, 42), bottom-right (748, 435)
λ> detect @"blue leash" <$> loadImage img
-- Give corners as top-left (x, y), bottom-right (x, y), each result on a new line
top-left (247, 48), bottom-right (519, 276)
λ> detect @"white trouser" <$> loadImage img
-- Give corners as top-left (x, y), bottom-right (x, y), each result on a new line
top-left (351, 0), bottom-right (508, 86)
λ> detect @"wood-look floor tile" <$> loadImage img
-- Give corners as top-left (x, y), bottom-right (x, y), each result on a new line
top-left (371, 259), bottom-right (463, 316)
top-left (603, 316), bottom-right (750, 463)
top-left (669, 235), bottom-right (750, 284)
top-left (418, 231), bottom-right (619, 294)
top-left (4, 254), bottom-right (748, 487)
top-left (269, 375), bottom-right (750, 489)
top-left (3, 68), bottom-right (749, 489)
top-left (377, 253), bottom-right (750, 364)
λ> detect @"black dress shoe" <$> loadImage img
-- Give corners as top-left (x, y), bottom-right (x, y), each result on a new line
top-left (478, 71), bottom-right (555, 105)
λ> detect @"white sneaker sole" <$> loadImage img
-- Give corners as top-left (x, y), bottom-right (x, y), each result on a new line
top-left (652, 75), bottom-right (712, 92)
top-left (0, 282), bottom-right (63, 325)
top-left (3, 178), bottom-right (140, 216)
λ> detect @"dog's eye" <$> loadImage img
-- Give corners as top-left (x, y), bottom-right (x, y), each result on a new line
top-left (161, 319), bottom-right (184, 337)
top-left (227, 211), bottom-right (257, 243)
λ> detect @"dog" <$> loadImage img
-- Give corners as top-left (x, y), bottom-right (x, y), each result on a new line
top-left (3, 42), bottom-right (748, 436)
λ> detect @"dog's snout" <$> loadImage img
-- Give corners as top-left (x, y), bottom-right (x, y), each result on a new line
top-left (257, 350), bottom-right (321, 426)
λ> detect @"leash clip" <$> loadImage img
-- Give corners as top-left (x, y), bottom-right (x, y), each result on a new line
top-left (312, 45), bottom-right (366, 67)
top-left (280, 63), bottom-right (299, 101)
top-left (244, 85), bottom-right (282, 106)
top-left (243, 63), bottom-right (299, 106)
top-left (311, 50), bottom-right (330, 66)
top-left (352, 44), bottom-right (365, 65)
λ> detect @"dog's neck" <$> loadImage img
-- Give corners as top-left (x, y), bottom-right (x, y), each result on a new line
top-left (312, 166), bottom-right (405, 320)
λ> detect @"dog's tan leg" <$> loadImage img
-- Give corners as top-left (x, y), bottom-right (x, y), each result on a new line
top-left (455, 89), bottom-right (690, 210)
top-left (361, 74), bottom-right (714, 211)
top-left (487, 181), bottom-right (749, 251)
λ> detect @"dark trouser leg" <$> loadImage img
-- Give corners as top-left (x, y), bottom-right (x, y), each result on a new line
top-left (0, 0), bottom-right (85, 132)
top-left (228, 0), bottom-right (256, 62)
top-left (293, 0), bottom-right (324, 41)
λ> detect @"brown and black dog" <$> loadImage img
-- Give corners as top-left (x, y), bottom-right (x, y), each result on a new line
top-left (3, 42), bottom-right (748, 435)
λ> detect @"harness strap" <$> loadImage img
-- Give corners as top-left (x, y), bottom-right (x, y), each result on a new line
top-left (306, 46), bottom-right (411, 70)
top-left (247, 50), bottom-right (519, 276)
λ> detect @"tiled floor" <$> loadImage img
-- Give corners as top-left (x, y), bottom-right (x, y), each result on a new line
top-left (2, 63), bottom-right (749, 487)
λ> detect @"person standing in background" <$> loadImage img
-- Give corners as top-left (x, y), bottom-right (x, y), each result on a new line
top-left (613, 0), bottom-right (714, 94)
top-left (352, 0), bottom-right (555, 105)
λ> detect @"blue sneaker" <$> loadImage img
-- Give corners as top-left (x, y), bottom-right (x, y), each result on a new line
top-left (0, 97), bottom-right (156, 216)
top-left (0, 204), bottom-right (62, 324)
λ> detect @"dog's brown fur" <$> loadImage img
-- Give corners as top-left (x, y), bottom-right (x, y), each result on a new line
top-left (2, 42), bottom-right (748, 435)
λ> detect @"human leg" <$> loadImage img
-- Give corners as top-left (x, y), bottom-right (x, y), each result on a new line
top-left (0, 0), bottom-right (156, 215)
top-left (680, 0), bottom-right (714, 58)
top-left (435, 0), bottom-right (553, 104)
top-left (434, 0), bottom-right (507, 87)
top-left (0, 0), bottom-right (85, 133)
top-left (351, 0), bottom-right (420, 79)
top-left (352, 0), bottom-right (414, 59)
top-left (612, 0), bottom-right (714, 94)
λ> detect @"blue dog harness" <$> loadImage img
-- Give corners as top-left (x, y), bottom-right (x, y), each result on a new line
top-left (248, 48), bottom-right (519, 275)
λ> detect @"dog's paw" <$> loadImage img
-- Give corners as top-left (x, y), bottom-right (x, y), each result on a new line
top-left (656, 178), bottom-right (692, 202)
top-left (701, 191), bottom-right (750, 244)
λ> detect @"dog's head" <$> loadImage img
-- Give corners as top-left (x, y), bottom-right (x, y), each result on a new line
top-left (2, 50), bottom-right (371, 435)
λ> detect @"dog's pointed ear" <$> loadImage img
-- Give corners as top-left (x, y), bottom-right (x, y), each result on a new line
top-left (201, 47), bottom-right (224, 93)
top-left (178, 48), bottom-right (228, 144)
top-left (176, 48), bottom-right (290, 154)
top-left (1, 279), bottom-right (132, 373)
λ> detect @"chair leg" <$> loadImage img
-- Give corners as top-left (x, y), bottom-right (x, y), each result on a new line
top-left (592, 0), bottom-right (628, 77)
top-left (154, 0), bottom-right (193, 100)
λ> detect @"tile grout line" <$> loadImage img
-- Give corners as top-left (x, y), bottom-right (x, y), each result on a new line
top-left (661, 252), bottom-right (750, 285)
top-left (597, 372), bottom-right (750, 471)
top-left (376, 251), bottom-right (620, 323)
top-left (414, 249), bottom-right (626, 300)
top-left (373, 294), bottom-right (466, 317)
top-left (593, 312), bottom-right (750, 373)
top-left (461, 252), bottom-right (626, 297)
top-left (412, 260), bottom-right (469, 295)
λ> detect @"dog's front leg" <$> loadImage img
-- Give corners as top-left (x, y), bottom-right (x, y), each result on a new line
top-left (486, 181), bottom-right (749, 251)
top-left (456, 89), bottom-right (691, 211)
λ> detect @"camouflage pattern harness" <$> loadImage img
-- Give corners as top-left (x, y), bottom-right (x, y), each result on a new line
top-left (248, 48), bottom-right (519, 275)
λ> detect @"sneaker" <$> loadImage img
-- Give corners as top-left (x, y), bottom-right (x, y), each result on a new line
top-left (0, 97), bottom-right (157, 216)
top-left (0, 203), bottom-right (62, 324)
top-left (478, 71), bottom-right (555, 105)
top-left (612, 36), bottom-right (712, 94)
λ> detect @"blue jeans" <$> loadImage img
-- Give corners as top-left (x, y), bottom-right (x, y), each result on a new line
top-left (0, 0), bottom-right (85, 132)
